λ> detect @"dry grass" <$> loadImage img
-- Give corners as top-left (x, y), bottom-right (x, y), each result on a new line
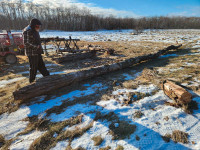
top-left (161, 130), bottom-right (189, 144)
top-left (92, 136), bottom-right (103, 146)
top-left (116, 91), bottom-right (154, 106)
top-left (0, 137), bottom-right (16, 150)
top-left (99, 146), bottom-right (111, 150)
top-left (79, 40), bottom-right (170, 58)
top-left (161, 134), bottom-right (171, 143)
top-left (29, 115), bottom-right (84, 150)
top-left (45, 88), bottom-right (109, 117)
top-left (122, 80), bottom-right (139, 89)
top-left (115, 145), bottom-right (124, 150)
top-left (65, 146), bottom-right (86, 150)
top-left (101, 93), bottom-right (114, 101)
top-left (165, 100), bottom-right (198, 114)
top-left (109, 121), bottom-right (136, 140)
top-left (18, 116), bottom-right (50, 136)
top-left (164, 116), bottom-right (169, 121)
top-left (94, 111), bottom-right (119, 123)
top-left (0, 77), bottom-right (29, 115)
top-left (171, 130), bottom-right (189, 144)
top-left (94, 111), bottom-right (136, 140)
top-left (0, 134), bottom-right (5, 148)
top-left (56, 122), bottom-right (93, 147)
top-left (133, 111), bottom-right (144, 119)
top-left (129, 92), bottom-right (151, 102)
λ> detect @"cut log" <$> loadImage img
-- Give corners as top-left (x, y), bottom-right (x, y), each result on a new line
top-left (13, 44), bottom-right (182, 100)
top-left (141, 67), bottom-right (192, 105)
top-left (162, 80), bottom-right (192, 104)
top-left (54, 50), bottom-right (97, 63)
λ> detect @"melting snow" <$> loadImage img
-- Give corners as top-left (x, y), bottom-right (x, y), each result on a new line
top-left (0, 77), bottom-right (26, 88)
top-left (159, 54), bottom-right (178, 58)
top-left (10, 131), bottom-right (44, 150)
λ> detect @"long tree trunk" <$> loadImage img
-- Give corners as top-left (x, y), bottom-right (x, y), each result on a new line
top-left (13, 45), bottom-right (182, 100)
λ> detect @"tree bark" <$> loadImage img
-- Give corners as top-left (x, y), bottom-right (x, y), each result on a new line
top-left (13, 44), bottom-right (182, 100)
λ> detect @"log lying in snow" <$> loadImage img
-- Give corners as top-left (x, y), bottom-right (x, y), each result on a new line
top-left (141, 68), bottom-right (192, 105)
top-left (162, 80), bottom-right (192, 104)
top-left (54, 50), bottom-right (97, 63)
top-left (13, 44), bottom-right (182, 100)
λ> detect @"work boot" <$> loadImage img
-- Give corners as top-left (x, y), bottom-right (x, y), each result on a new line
top-left (29, 78), bottom-right (35, 83)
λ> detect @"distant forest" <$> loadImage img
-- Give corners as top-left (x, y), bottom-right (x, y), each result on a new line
top-left (0, 1), bottom-right (200, 31)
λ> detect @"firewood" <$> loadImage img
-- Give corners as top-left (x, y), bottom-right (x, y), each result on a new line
top-left (162, 80), bottom-right (192, 105)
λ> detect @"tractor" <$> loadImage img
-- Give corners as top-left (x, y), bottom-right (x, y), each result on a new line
top-left (0, 30), bottom-right (24, 64)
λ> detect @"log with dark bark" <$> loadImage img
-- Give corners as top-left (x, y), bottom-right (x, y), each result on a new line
top-left (13, 44), bottom-right (182, 100)
top-left (54, 50), bottom-right (97, 63)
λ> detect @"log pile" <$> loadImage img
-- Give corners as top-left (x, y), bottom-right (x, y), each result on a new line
top-left (13, 44), bottom-right (182, 100)
top-left (54, 50), bottom-right (97, 63)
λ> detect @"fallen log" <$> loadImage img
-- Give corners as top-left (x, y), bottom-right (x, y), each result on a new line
top-left (54, 50), bottom-right (97, 63)
top-left (13, 44), bottom-right (182, 100)
top-left (162, 80), bottom-right (192, 104)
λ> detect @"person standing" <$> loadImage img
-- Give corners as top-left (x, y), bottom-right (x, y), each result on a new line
top-left (23, 18), bottom-right (50, 83)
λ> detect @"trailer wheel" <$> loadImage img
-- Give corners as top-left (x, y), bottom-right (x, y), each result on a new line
top-left (5, 54), bottom-right (17, 64)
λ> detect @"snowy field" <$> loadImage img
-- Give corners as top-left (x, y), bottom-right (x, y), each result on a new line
top-left (13, 29), bottom-right (200, 43)
top-left (40, 29), bottom-right (200, 44)
top-left (0, 30), bottom-right (200, 150)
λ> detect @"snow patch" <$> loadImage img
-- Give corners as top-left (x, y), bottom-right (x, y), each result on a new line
top-left (51, 141), bottom-right (69, 150)
top-left (10, 131), bottom-right (44, 150)
top-left (159, 54), bottom-right (178, 58)
top-left (0, 77), bottom-right (26, 88)
top-left (0, 107), bottom-right (30, 139)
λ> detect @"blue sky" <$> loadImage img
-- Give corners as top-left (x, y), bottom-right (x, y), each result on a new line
top-left (30, 0), bottom-right (200, 17)
top-left (78, 0), bottom-right (200, 17)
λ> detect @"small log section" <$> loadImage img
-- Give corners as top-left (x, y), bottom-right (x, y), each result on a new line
top-left (141, 69), bottom-right (192, 105)
top-left (13, 44), bottom-right (182, 100)
top-left (162, 80), bottom-right (192, 104)
top-left (54, 50), bottom-right (97, 63)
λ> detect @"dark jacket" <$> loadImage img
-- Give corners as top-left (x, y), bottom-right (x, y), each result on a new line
top-left (23, 26), bottom-right (43, 56)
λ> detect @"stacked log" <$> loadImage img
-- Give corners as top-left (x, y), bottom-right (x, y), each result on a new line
top-left (13, 44), bottom-right (182, 100)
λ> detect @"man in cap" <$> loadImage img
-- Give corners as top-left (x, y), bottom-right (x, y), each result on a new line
top-left (23, 18), bottom-right (50, 83)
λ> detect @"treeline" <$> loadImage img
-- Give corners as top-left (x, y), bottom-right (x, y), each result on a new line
top-left (0, 1), bottom-right (200, 31)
